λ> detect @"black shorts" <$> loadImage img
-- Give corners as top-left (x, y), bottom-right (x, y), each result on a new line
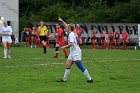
top-left (39, 36), bottom-right (47, 42)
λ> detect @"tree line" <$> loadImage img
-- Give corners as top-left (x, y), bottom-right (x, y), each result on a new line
top-left (19, 0), bottom-right (140, 31)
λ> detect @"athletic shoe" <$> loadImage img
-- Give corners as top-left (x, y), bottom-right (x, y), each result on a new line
top-left (3, 57), bottom-right (7, 59)
top-left (8, 55), bottom-right (11, 59)
top-left (87, 79), bottom-right (93, 83)
top-left (57, 79), bottom-right (67, 82)
top-left (65, 56), bottom-right (68, 58)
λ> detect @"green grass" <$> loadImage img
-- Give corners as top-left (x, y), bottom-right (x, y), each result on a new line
top-left (0, 47), bottom-right (140, 93)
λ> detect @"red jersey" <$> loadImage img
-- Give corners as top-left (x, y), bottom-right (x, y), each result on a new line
top-left (56, 28), bottom-right (65, 46)
top-left (91, 32), bottom-right (96, 40)
top-left (108, 33), bottom-right (114, 40)
top-left (31, 29), bottom-right (37, 36)
top-left (76, 27), bottom-right (81, 38)
top-left (122, 33), bottom-right (128, 40)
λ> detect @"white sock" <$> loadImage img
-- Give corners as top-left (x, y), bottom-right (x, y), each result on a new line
top-left (63, 69), bottom-right (70, 81)
top-left (83, 69), bottom-right (92, 80)
top-left (4, 48), bottom-right (7, 57)
top-left (7, 49), bottom-right (11, 57)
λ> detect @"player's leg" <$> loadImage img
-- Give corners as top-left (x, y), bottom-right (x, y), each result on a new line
top-left (53, 44), bottom-right (59, 58)
top-left (3, 42), bottom-right (7, 58)
top-left (60, 42), bottom-right (68, 58)
top-left (62, 48), bottom-right (68, 58)
top-left (27, 36), bottom-right (30, 47)
top-left (123, 40), bottom-right (126, 49)
top-left (57, 58), bottom-right (73, 82)
top-left (42, 40), bottom-right (47, 54)
top-left (114, 39), bottom-right (116, 49)
top-left (92, 40), bottom-right (95, 49)
top-left (25, 36), bottom-right (28, 47)
top-left (74, 55), bottom-right (93, 83)
top-left (37, 38), bottom-right (40, 48)
top-left (63, 59), bottom-right (73, 81)
top-left (7, 42), bottom-right (12, 58)
top-left (117, 40), bottom-right (120, 49)
top-left (40, 36), bottom-right (47, 54)
top-left (75, 60), bottom-right (93, 83)
top-left (47, 37), bottom-right (50, 48)
top-left (31, 36), bottom-right (33, 48)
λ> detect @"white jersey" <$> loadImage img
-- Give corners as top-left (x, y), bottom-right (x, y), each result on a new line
top-left (0, 26), bottom-right (12, 43)
top-left (68, 32), bottom-right (81, 56)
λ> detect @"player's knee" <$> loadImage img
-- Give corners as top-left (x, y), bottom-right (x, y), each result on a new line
top-left (55, 47), bottom-right (59, 51)
top-left (65, 63), bottom-right (71, 69)
top-left (75, 61), bottom-right (86, 72)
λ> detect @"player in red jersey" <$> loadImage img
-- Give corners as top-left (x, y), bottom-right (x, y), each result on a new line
top-left (53, 24), bottom-right (68, 58)
top-left (108, 31), bottom-right (114, 49)
top-left (22, 28), bottom-right (31, 47)
top-left (30, 27), bottom-right (38, 48)
top-left (122, 31), bottom-right (129, 49)
top-left (114, 31), bottom-right (120, 49)
top-left (75, 24), bottom-right (82, 46)
top-left (100, 31), bottom-right (107, 49)
top-left (91, 31), bottom-right (96, 49)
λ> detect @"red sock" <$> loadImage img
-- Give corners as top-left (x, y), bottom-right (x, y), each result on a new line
top-left (63, 49), bottom-right (68, 57)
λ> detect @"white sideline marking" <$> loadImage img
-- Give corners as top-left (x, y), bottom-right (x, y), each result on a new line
top-left (4, 58), bottom-right (140, 68)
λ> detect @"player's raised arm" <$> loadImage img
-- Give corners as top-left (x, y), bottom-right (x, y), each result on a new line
top-left (58, 17), bottom-right (68, 29)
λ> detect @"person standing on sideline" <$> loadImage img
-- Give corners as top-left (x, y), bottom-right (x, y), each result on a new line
top-left (0, 21), bottom-right (13, 58)
top-left (91, 31), bottom-right (96, 50)
top-left (38, 21), bottom-right (48, 54)
top-left (57, 17), bottom-right (93, 83)
top-left (114, 31), bottom-right (120, 49)
top-left (122, 31), bottom-right (129, 49)
top-left (108, 31), bottom-right (114, 49)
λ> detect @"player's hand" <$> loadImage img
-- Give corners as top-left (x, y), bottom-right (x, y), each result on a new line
top-left (58, 17), bottom-right (62, 21)
top-left (61, 46), bottom-right (66, 49)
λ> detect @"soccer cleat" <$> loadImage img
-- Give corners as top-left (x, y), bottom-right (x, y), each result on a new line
top-left (57, 79), bottom-right (67, 82)
top-left (65, 56), bottom-right (68, 58)
top-left (87, 79), bottom-right (93, 83)
top-left (8, 55), bottom-right (11, 59)
top-left (3, 56), bottom-right (7, 59)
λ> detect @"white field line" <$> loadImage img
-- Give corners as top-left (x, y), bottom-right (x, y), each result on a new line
top-left (4, 58), bottom-right (140, 68)
top-left (5, 63), bottom-right (64, 68)
top-left (8, 57), bottom-right (140, 60)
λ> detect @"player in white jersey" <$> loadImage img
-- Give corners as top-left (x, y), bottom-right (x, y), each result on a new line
top-left (0, 21), bottom-right (12, 59)
top-left (57, 17), bottom-right (93, 83)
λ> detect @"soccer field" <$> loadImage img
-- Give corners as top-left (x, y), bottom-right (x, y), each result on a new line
top-left (0, 47), bottom-right (140, 93)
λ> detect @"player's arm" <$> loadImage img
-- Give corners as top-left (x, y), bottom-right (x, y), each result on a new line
top-left (61, 42), bottom-right (74, 49)
top-left (58, 17), bottom-right (68, 29)
top-left (61, 33), bottom-right (75, 49)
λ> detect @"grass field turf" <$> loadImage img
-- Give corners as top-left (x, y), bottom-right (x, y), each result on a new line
top-left (0, 47), bottom-right (140, 93)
